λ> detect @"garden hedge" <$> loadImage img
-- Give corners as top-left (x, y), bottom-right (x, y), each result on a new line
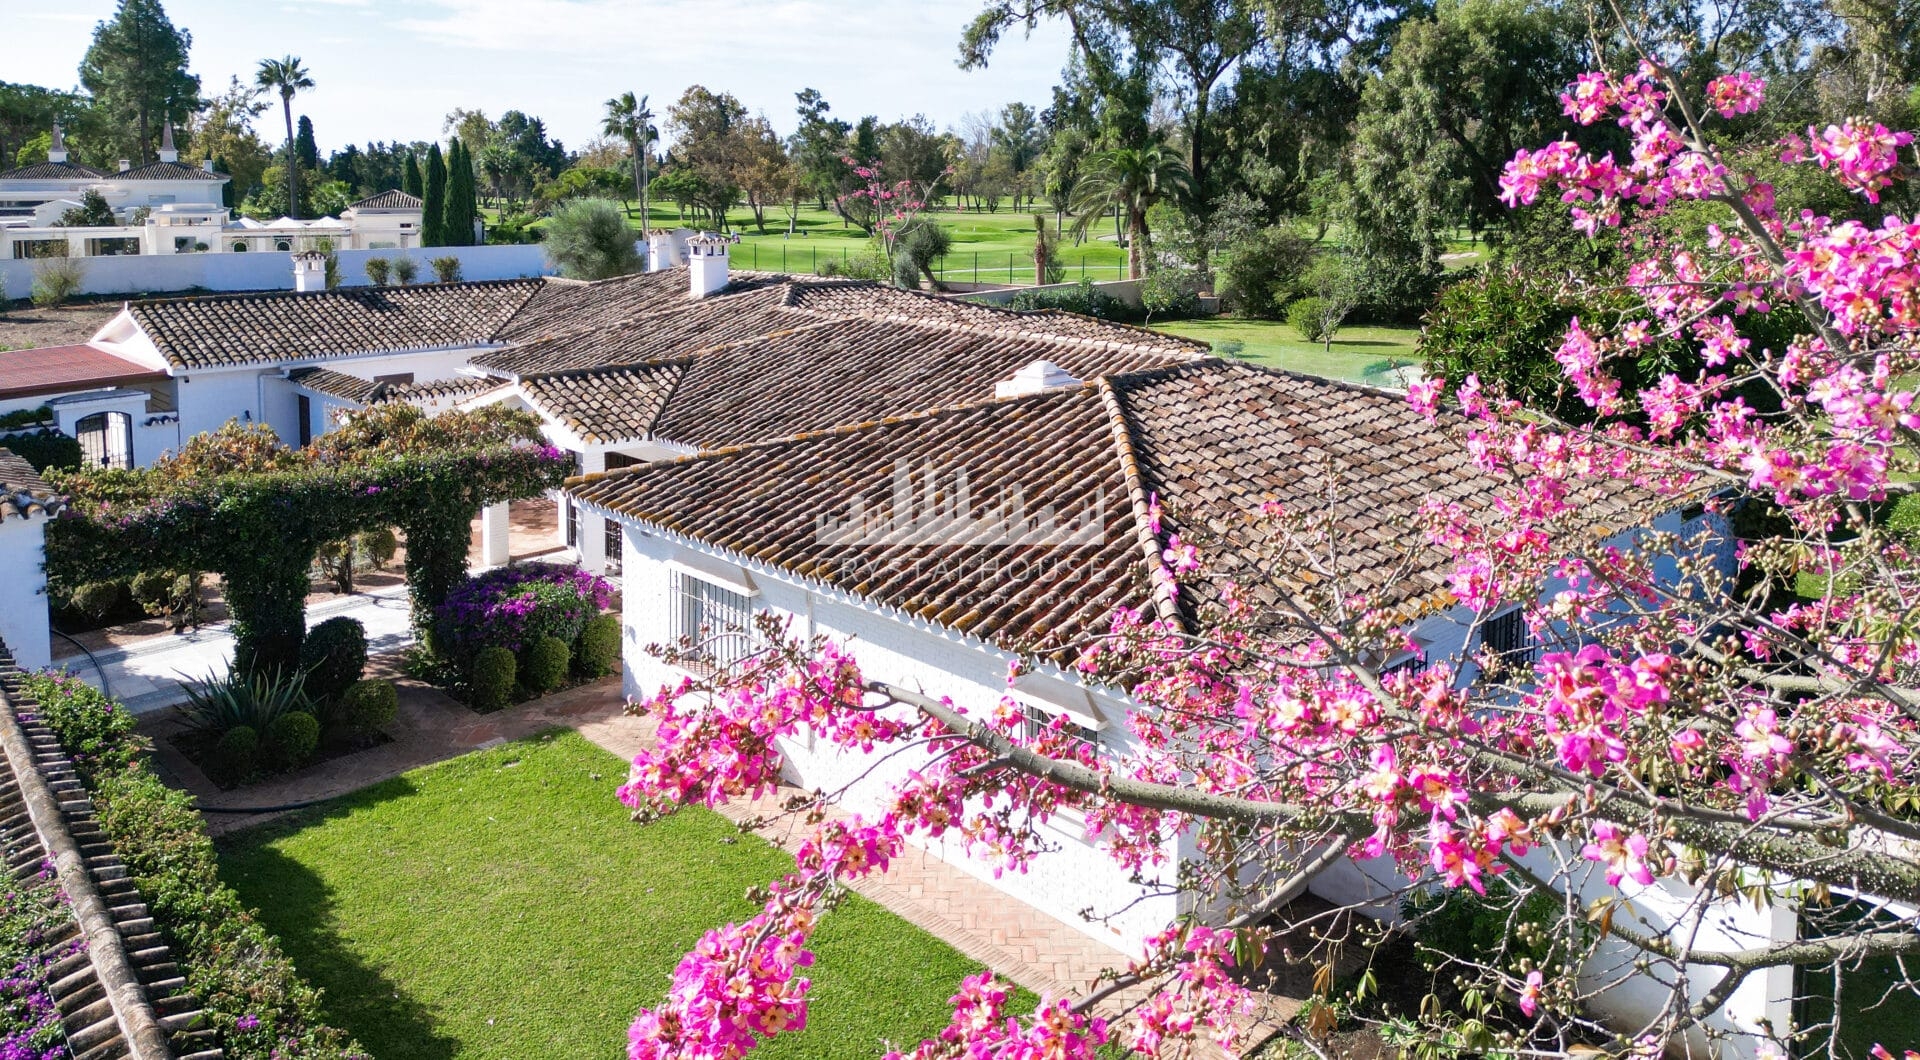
top-left (17, 673), bottom-right (363, 1059)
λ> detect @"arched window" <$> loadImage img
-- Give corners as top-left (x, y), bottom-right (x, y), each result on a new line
top-left (274, 239), bottom-right (292, 252)
top-left (231, 240), bottom-right (248, 253)
top-left (75, 412), bottom-right (133, 469)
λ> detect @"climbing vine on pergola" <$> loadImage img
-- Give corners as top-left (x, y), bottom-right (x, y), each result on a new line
top-left (46, 406), bottom-right (570, 675)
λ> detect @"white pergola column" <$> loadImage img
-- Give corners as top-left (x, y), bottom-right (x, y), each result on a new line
top-left (480, 501), bottom-right (510, 568)
top-left (574, 449), bottom-right (607, 573)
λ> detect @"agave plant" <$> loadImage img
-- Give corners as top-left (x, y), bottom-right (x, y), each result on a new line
top-left (177, 667), bottom-right (313, 734)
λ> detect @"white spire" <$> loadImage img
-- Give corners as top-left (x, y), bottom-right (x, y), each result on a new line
top-left (158, 122), bottom-right (177, 164)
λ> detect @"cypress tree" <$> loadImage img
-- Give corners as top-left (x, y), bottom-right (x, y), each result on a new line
top-left (422, 142), bottom-right (447, 246)
top-left (443, 137), bottom-right (473, 246)
top-left (403, 153), bottom-right (423, 198)
top-left (294, 115), bottom-right (320, 174)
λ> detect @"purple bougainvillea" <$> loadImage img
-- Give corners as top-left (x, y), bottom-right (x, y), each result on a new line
top-left (433, 562), bottom-right (613, 658)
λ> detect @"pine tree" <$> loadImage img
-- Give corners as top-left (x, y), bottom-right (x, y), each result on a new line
top-left (422, 142), bottom-right (447, 246)
top-left (79, 0), bottom-right (202, 165)
top-left (403, 153), bottom-right (423, 198)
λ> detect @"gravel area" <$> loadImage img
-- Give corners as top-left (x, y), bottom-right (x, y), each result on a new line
top-left (0, 300), bottom-right (122, 351)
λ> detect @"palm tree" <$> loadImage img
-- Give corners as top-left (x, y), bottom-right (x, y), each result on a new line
top-left (255, 56), bottom-right (314, 219)
top-left (1068, 142), bottom-right (1193, 280)
top-left (602, 92), bottom-right (656, 228)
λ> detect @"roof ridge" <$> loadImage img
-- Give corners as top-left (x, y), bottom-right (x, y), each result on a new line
top-left (1094, 377), bottom-right (1185, 631)
top-left (568, 383), bottom-right (1098, 489)
top-left (130, 276), bottom-right (541, 311)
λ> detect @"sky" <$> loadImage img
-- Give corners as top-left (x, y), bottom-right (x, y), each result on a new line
top-left (2, 0), bottom-right (1075, 151)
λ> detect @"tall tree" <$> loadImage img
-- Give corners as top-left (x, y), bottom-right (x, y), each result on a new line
top-left (602, 92), bottom-right (656, 226)
top-left (443, 137), bottom-right (475, 246)
top-left (186, 76), bottom-right (269, 207)
top-left (422, 142), bottom-right (447, 246)
top-left (1068, 141), bottom-right (1193, 278)
top-left (78, 0), bottom-right (200, 165)
top-left (402, 152), bottom-right (423, 198)
top-left (294, 114), bottom-right (319, 173)
top-left (254, 55), bottom-right (313, 219)
top-left (789, 88), bottom-right (851, 210)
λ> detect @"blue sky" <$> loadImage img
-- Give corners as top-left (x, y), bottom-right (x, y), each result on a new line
top-left (4, 0), bottom-right (1073, 150)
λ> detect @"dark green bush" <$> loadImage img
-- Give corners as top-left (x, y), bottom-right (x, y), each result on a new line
top-left (521, 635), bottom-right (571, 695)
top-left (0, 428), bottom-right (81, 473)
top-left (129, 570), bottom-right (175, 610)
top-left (266, 711), bottom-right (320, 769)
top-left (1007, 280), bottom-right (1144, 323)
top-left (25, 672), bottom-right (362, 1058)
top-left (70, 580), bottom-right (129, 622)
top-left (17, 672), bottom-right (139, 785)
top-left (298, 616), bottom-right (367, 703)
top-left (576, 613), bottom-right (620, 677)
top-left (1139, 267), bottom-right (1203, 324)
top-left (471, 646), bottom-right (516, 712)
top-left (342, 678), bottom-right (398, 733)
top-left (0, 406), bottom-right (53, 433)
top-left (1216, 226), bottom-right (1315, 318)
top-left (1288, 296), bottom-right (1331, 342)
top-left (214, 724), bottom-right (261, 783)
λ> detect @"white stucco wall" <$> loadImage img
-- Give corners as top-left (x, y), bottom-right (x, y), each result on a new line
top-left (612, 521), bottom-right (1181, 956)
top-left (0, 514), bottom-right (52, 671)
top-left (0, 244), bottom-right (557, 301)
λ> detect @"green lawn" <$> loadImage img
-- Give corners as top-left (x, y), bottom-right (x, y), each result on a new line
top-left (1151, 318), bottom-right (1423, 385)
top-left (492, 201), bottom-right (1129, 282)
top-left (217, 731), bottom-right (995, 1060)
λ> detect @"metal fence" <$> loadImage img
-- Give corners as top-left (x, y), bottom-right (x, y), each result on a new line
top-left (726, 242), bottom-right (1129, 284)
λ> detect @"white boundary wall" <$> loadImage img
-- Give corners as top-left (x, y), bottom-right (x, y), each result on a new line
top-left (1, 244), bottom-right (559, 301)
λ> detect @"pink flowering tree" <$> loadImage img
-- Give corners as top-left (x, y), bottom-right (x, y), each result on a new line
top-left (834, 156), bottom-right (951, 260)
top-left (612, 56), bottom-right (1920, 1060)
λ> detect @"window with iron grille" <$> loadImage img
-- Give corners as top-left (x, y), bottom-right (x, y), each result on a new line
top-left (1021, 702), bottom-right (1101, 757)
top-left (671, 571), bottom-right (753, 670)
top-left (1481, 609), bottom-right (1536, 666)
top-left (1383, 652), bottom-right (1430, 679)
top-left (603, 517), bottom-right (623, 575)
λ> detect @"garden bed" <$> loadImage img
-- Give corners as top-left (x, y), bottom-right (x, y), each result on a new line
top-left (217, 730), bottom-right (1008, 1060)
top-left (168, 725), bottom-right (392, 790)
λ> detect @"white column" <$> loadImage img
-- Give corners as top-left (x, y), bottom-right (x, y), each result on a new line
top-left (579, 510), bottom-right (607, 574)
top-left (481, 501), bottom-right (510, 568)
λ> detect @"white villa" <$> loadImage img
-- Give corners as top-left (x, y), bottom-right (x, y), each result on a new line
top-left (0, 240), bottom-right (1794, 1053)
top-left (0, 124), bottom-right (425, 260)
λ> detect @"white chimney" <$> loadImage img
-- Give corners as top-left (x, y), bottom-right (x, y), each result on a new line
top-left (687, 233), bottom-right (729, 298)
top-left (48, 124), bottom-right (67, 164)
top-left (292, 250), bottom-right (328, 293)
top-left (202, 158), bottom-right (216, 173)
top-left (995, 360), bottom-right (1081, 399)
top-left (648, 229), bottom-right (692, 272)
top-left (117, 159), bottom-right (131, 172)
top-left (158, 123), bottom-right (178, 164)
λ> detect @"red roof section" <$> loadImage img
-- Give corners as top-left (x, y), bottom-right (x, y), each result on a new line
top-left (0, 344), bottom-right (164, 400)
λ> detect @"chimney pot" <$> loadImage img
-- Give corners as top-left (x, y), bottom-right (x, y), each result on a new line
top-left (292, 250), bottom-right (328, 293)
top-left (48, 123), bottom-right (68, 164)
top-left (687, 233), bottom-right (729, 298)
top-left (995, 360), bottom-right (1081, 399)
top-left (117, 159), bottom-right (131, 172)
top-left (202, 158), bottom-right (215, 173)
top-left (158, 123), bottom-right (178, 164)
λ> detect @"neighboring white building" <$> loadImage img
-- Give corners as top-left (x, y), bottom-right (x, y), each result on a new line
top-left (0, 125), bottom-right (424, 259)
top-left (0, 449), bottom-right (56, 670)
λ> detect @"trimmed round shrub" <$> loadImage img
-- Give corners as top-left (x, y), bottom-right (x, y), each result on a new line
top-left (130, 570), bottom-right (175, 609)
top-left (521, 636), bottom-right (571, 695)
top-left (433, 562), bottom-right (614, 663)
top-left (342, 679), bottom-right (399, 734)
top-left (299, 617), bottom-right (367, 703)
top-left (266, 711), bottom-right (320, 769)
top-left (575, 613), bottom-right (621, 678)
top-left (1287, 296), bottom-right (1330, 343)
top-left (71, 580), bottom-right (129, 622)
top-left (470, 647), bottom-right (517, 712)
top-left (215, 725), bottom-right (261, 782)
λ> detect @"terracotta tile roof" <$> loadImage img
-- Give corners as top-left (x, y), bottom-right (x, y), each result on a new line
top-left (0, 449), bottom-right (57, 521)
top-left (346, 189), bottom-right (421, 210)
top-left (286, 367), bottom-right (379, 403)
top-left (118, 160), bottom-right (223, 181)
top-left (0, 161), bottom-right (106, 179)
top-left (570, 361), bottom-right (1661, 650)
top-left (572, 388), bottom-right (1146, 650)
top-left (494, 270), bottom-right (786, 344)
top-left (0, 650), bottom-right (219, 1059)
top-left (287, 368), bottom-right (499, 408)
top-left (0, 344), bottom-right (166, 400)
top-left (474, 285), bottom-right (797, 375)
top-left (519, 365), bottom-right (686, 444)
top-left (129, 280), bottom-right (543, 370)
